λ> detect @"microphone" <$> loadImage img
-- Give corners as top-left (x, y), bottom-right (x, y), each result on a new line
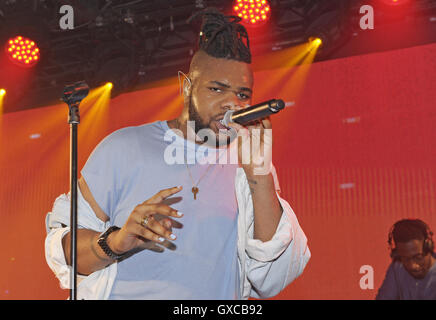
top-left (221, 99), bottom-right (285, 127)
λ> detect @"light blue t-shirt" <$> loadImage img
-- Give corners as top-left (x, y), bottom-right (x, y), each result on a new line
top-left (81, 121), bottom-right (240, 299)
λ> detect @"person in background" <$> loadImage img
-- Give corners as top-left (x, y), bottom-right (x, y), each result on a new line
top-left (376, 218), bottom-right (436, 300)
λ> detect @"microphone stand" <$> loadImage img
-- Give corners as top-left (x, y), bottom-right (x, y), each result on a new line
top-left (61, 81), bottom-right (89, 300)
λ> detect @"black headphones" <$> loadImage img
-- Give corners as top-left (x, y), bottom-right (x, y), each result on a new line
top-left (388, 219), bottom-right (434, 261)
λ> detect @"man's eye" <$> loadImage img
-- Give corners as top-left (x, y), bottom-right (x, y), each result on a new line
top-left (209, 87), bottom-right (222, 93)
top-left (238, 93), bottom-right (250, 100)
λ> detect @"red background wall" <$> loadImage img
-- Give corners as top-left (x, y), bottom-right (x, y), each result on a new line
top-left (0, 43), bottom-right (435, 299)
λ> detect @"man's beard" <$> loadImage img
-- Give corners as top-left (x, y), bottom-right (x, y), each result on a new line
top-left (188, 95), bottom-right (210, 134)
top-left (188, 95), bottom-right (231, 148)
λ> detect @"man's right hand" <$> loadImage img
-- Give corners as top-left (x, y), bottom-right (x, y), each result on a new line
top-left (107, 186), bottom-right (184, 255)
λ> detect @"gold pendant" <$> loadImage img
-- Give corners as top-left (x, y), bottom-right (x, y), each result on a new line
top-left (192, 186), bottom-right (199, 200)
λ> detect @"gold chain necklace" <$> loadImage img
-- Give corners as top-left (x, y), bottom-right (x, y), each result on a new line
top-left (185, 162), bottom-right (213, 200)
top-left (171, 119), bottom-right (214, 200)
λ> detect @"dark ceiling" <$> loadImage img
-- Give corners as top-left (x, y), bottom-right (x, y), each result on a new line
top-left (0, 0), bottom-right (435, 114)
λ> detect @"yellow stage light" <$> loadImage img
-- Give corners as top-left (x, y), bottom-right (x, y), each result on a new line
top-left (0, 89), bottom-right (5, 116)
top-left (311, 37), bottom-right (322, 47)
top-left (105, 82), bottom-right (113, 90)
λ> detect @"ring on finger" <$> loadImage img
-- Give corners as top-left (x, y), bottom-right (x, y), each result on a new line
top-left (141, 215), bottom-right (153, 227)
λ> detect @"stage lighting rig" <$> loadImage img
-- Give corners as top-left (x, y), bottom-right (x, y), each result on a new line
top-left (90, 41), bottom-right (138, 98)
top-left (1, 0), bottom-right (436, 114)
top-left (304, 0), bottom-right (352, 59)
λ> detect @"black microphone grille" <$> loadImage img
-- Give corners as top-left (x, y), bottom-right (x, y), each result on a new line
top-left (270, 99), bottom-right (285, 112)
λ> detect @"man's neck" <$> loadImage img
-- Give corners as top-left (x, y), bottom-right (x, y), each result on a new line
top-left (167, 118), bottom-right (197, 144)
top-left (167, 118), bottom-right (226, 149)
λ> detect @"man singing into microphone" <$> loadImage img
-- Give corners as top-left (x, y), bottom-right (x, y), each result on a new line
top-left (45, 8), bottom-right (310, 300)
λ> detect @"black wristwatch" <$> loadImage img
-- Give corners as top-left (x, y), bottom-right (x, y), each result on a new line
top-left (97, 226), bottom-right (125, 260)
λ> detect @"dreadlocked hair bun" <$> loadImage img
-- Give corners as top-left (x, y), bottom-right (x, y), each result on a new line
top-left (187, 8), bottom-right (252, 64)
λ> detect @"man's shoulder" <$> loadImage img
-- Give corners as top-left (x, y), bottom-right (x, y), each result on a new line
top-left (428, 255), bottom-right (436, 275)
top-left (103, 120), bottom-right (166, 144)
top-left (84, 120), bottom-right (168, 167)
top-left (88, 121), bottom-right (167, 158)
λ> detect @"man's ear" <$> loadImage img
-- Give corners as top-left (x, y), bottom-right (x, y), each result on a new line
top-left (183, 78), bottom-right (191, 96)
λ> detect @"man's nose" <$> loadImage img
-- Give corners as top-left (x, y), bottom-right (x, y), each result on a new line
top-left (223, 97), bottom-right (245, 111)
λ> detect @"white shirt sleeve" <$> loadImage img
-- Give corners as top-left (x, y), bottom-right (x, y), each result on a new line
top-left (235, 167), bottom-right (311, 299)
top-left (44, 190), bottom-right (117, 299)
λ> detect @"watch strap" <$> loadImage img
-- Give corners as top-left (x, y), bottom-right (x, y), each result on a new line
top-left (97, 226), bottom-right (125, 260)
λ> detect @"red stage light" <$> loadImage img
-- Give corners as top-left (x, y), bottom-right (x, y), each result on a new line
top-left (380, 0), bottom-right (410, 5)
top-left (233, 0), bottom-right (271, 26)
top-left (4, 36), bottom-right (40, 68)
